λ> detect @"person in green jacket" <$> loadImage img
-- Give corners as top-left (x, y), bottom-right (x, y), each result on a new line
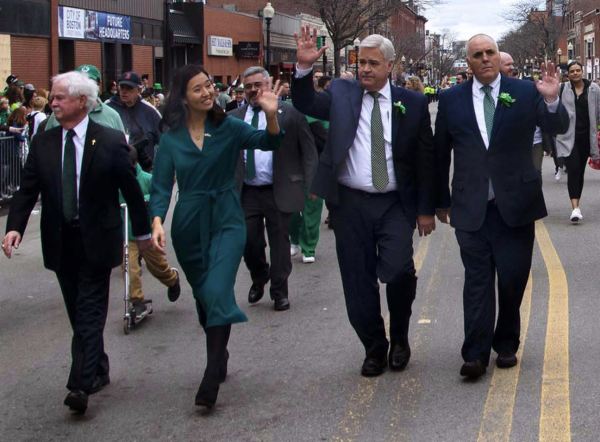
top-left (119, 147), bottom-right (181, 317)
top-left (45, 65), bottom-right (125, 133)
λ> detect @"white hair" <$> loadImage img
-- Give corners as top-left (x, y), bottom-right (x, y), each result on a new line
top-left (51, 71), bottom-right (99, 113)
top-left (466, 34), bottom-right (499, 58)
top-left (360, 35), bottom-right (395, 62)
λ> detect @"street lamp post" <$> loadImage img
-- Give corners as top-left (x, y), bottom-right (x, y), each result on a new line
top-left (557, 48), bottom-right (563, 66)
top-left (263, 2), bottom-right (275, 74)
top-left (401, 55), bottom-right (406, 82)
top-left (409, 58), bottom-right (413, 76)
top-left (354, 37), bottom-right (360, 75)
top-left (320, 26), bottom-right (328, 74)
top-left (568, 42), bottom-right (573, 61)
top-left (525, 58), bottom-right (529, 75)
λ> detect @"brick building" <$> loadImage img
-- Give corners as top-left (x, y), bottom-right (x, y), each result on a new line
top-left (202, 7), bottom-right (262, 87)
top-left (566, 1), bottom-right (599, 80)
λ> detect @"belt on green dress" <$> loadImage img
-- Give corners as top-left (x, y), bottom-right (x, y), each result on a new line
top-left (177, 181), bottom-right (237, 270)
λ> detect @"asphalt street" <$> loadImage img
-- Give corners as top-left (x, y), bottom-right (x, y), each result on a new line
top-left (1, 102), bottom-right (599, 442)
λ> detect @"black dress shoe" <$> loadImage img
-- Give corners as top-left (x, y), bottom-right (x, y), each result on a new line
top-left (274, 298), bottom-right (290, 311)
top-left (389, 342), bottom-right (411, 371)
top-left (496, 352), bottom-right (518, 368)
top-left (90, 374), bottom-right (111, 394)
top-left (460, 360), bottom-right (487, 378)
top-left (248, 280), bottom-right (268, 304)
top-left (361, 357), bottom-right (387, 377)
top-left (64, 390), bottom-right (89, 412)
top-left (167, 268), bottom-right (181, 302)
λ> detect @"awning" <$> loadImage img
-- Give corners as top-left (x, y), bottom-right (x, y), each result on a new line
top-left (169, 11), bottom-right (202, 45)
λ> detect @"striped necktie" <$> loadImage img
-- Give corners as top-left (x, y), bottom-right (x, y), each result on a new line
top-left (369, 92), bottom-right (389, 191)
top-left (245, 107), bottom-right (260, 180)
top-left (482, 85), bottom-right (495, 142)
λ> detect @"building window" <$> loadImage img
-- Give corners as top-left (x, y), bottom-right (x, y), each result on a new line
top-left (122, 44), bottom-right (133, 72)
top-left (59, 40), bottom-right (75, 74)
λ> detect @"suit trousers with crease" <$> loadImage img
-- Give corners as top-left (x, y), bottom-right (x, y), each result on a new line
top-left (455, 200), bottom-right (534, 365)
top-left (56, 223), bottom-right (111, 394)
top-left (242, 184), bottom-right (293, 300)
top-left (330, 185), bottom-right (417, 360)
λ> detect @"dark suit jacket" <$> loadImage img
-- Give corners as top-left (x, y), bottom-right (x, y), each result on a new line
top-left (228, 101), bottom-right (318, 213)
top-left (291, 73), bottom-right (436, 228)
top-left (6, 119), bottom-right (151, 272)
top-left (226, 100), bottom-right (246, 113)
top-left (435, 75), bottom-right (570, 231)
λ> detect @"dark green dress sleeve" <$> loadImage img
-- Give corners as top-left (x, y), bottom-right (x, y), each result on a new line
top-left (149, 133), bottom-right (175, 221)
top-left (229, 116), bottom-right (283, 151)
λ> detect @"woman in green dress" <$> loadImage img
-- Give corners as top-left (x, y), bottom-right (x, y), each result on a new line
top-left (150, 65), bottom-right (283, 409)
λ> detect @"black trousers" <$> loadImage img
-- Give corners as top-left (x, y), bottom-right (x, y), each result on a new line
top-left (455, 201), bottom-right (534, 365)
top-left (55, 223), bottom-right (111, 394)
top-left (565, 133), bottom-right (591, 200)
top-left (330, 186), bottom-right (417, 360)
top-left (242, 184), bottom-right (293, 300)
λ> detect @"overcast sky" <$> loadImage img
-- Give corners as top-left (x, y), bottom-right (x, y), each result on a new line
top-left (424, 0), bottom-right (525, 41)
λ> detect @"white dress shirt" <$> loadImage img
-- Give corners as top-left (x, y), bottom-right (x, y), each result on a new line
top-left (295, 66), bottom-right (397, 193)
top-left (243, 105), bottom-right (274, 186)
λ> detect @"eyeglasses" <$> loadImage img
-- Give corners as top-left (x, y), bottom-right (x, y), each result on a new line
top-left (244, 82), bottom-right (264, 90)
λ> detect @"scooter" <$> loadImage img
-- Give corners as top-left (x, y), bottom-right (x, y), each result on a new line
top-left (121, 203), bottom-right (152, 334)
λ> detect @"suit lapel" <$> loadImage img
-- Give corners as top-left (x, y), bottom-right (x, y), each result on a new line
top-left (391, 86), bottom-right (402, 150)
top-left (349, 81), bottom-right (364, 132)
top-left (463, 80), bottom-right (487, 151)
top-left (49, 127), bottom-right (63, 202)
top-left (80, 121), bottom-right (99, 192)
top-left (489, 77), bottom-right (511, 145)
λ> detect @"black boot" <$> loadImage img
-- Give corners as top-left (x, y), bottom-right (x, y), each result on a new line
top-left (195, 325), bottom-right (231, 409)
top-left (219, 349), bottom-right (229, 384)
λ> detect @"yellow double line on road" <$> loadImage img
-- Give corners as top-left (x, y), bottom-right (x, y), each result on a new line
top-left (478, 220), bottom-right (570, 442)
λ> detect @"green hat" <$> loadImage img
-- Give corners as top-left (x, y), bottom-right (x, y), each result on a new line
top-left (17, 81), bottom-right (24, 87)
top-left (235, 86), bottom-right (244, 93)
top-left (153, 83), bottom-right (162, 90)
top-left (76, 65), bottom-right (101, 81)
top-left (215, 82), bottom-right (223, 89)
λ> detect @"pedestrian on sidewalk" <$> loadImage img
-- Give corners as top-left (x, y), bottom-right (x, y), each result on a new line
top-left (554, 61), bottom-right (600, 223)
top-left (2, 71), bottom-right (152, 413)
top-left (150, 64), bottom-right (283, 409)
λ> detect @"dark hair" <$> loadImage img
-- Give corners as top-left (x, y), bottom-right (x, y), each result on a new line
top-left (318, 75), bottom-right (332, 89)
top-left (160, 64), bottom-right (225, 132)
top-left (6, 84), bottom-right (24, 106)
top-left (7, 107), bottom-right (27, 127)
top-left (458, 72), bottom-right (468, 81)
top-left (106, 80), bottom-right (116, 91)
top-left (567, 61), bottom-right (583, 71)
top-left (23, 89), bottom-right (35, 108)
top-left (512, 68), bottom-right (520, 77)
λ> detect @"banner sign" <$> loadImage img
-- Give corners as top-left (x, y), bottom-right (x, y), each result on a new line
top-left (207, 36), bottom-right (233, 57)
top-left (59, 7), bottom-right (131, 41)
top-left (59, 7), bottom-right (85, 39)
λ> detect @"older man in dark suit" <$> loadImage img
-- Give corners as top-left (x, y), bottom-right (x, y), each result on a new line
top-left (228, 66), bottom-right (318, 311)
top-left (292, 26), bottom-right (437, 376)
top-left (435, 34), bottom-right (569, 378)
top-left (2, 71), bottom-right (151, 412)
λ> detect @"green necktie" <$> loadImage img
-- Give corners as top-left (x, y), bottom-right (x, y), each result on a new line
top-left (482, 85), bottom-right (495, 142)
top-left (62, 129), bottom-right (77, 222)
top-left (369, 92), bottom-right (389, 191)
top-left (246, 107), bottom-right (259, 180)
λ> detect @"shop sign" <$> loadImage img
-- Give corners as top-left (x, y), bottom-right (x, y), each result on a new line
top-left (59, 7), bottom-right (86, 39)
top-left (208, 36), bottom-right (233, 57)
top-left (236, 42), bottom-right (261, 59)
top-left (59, 7), bottom-right (131, 41)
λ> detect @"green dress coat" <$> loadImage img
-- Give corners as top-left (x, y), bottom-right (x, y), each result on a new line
top-left (150, 115), bottom-right (282, 328)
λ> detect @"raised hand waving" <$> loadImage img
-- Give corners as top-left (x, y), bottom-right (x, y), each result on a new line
top-left (294, 24), bottom-right (328, 70)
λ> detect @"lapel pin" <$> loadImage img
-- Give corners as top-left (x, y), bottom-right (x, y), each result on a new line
top-left (92, 139), bottom-right (96, 145)
top-left (204, 133), bottom-right (212, 137)
top-left (278, 109), bottom-right (282, 114)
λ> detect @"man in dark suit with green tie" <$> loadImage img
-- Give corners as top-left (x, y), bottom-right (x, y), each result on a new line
top-left (2, 71), bottom-right (151, 413)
